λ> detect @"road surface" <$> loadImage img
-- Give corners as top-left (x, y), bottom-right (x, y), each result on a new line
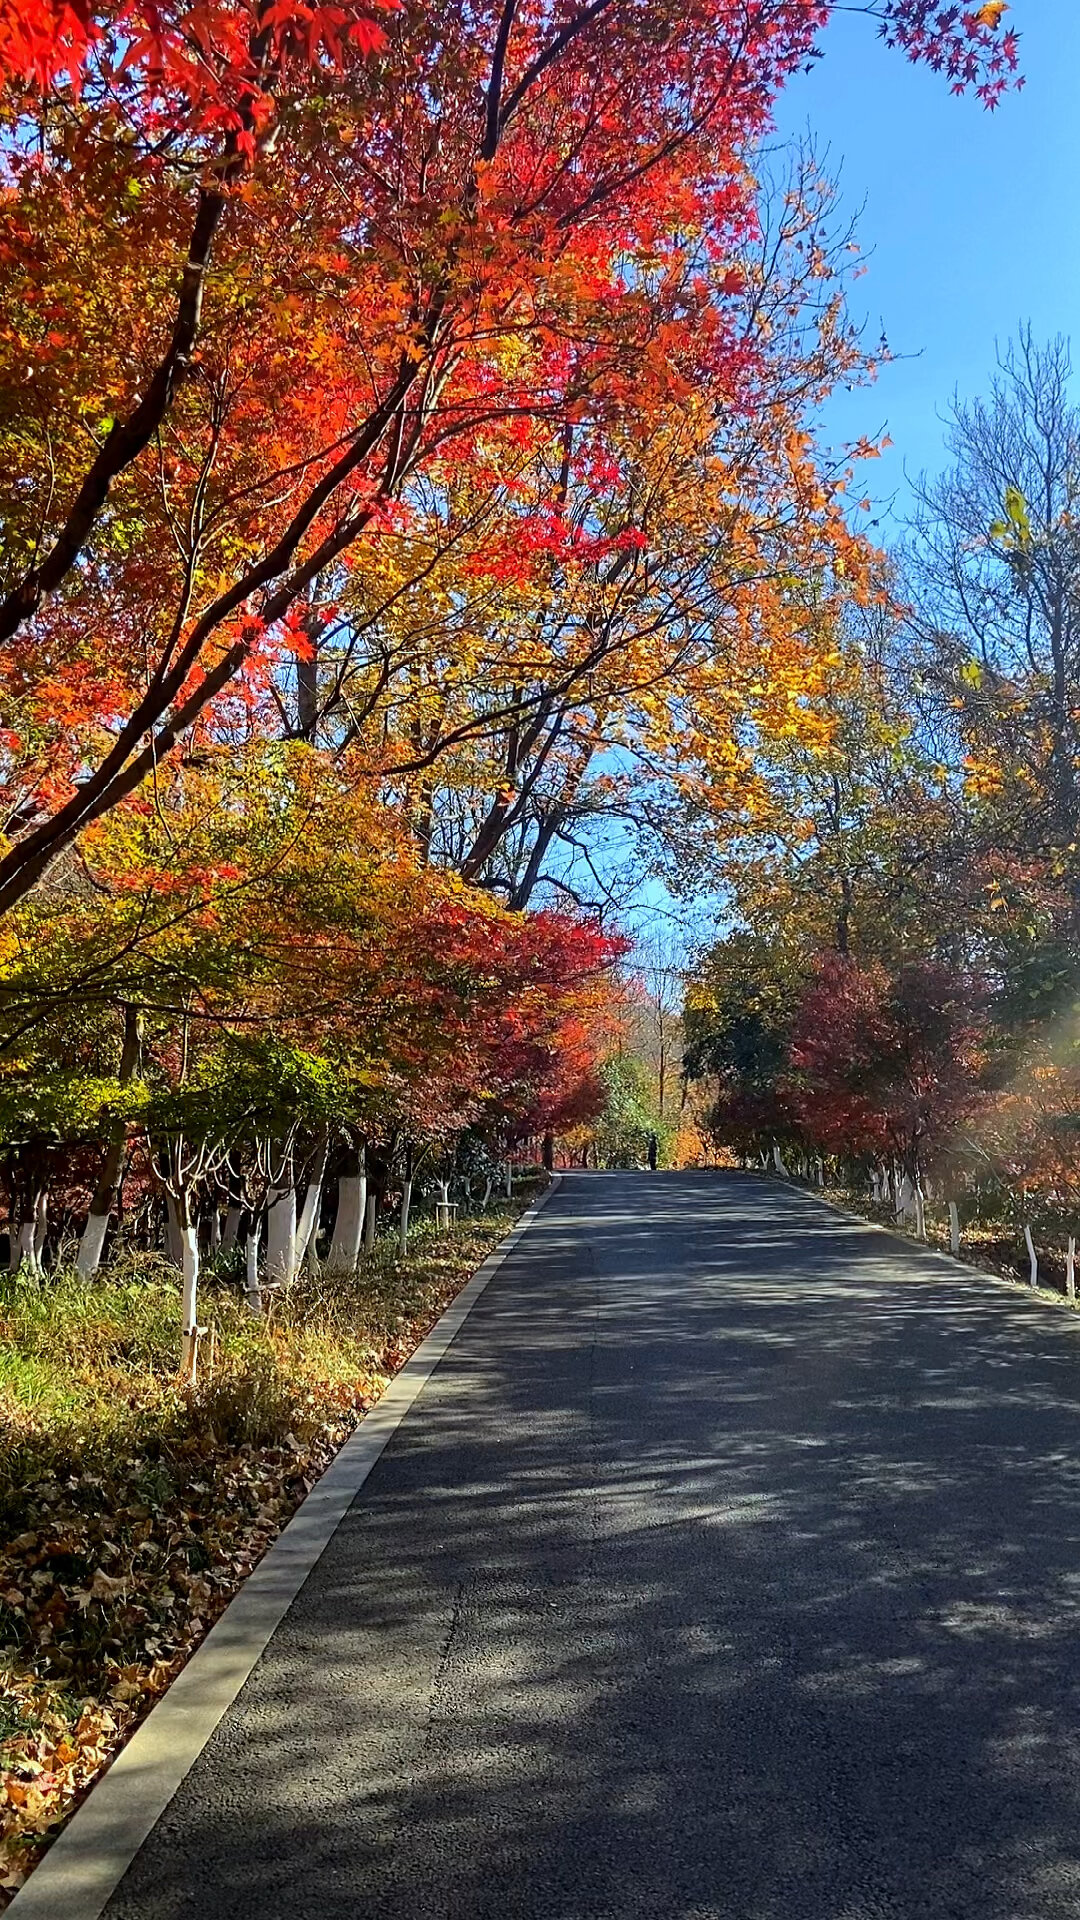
top-left (102, 1172), bottom-right (1080, 1918)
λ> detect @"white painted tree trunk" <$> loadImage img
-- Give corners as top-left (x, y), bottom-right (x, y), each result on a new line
top-left (209, 1209), bottom-right (221, 1253)
top-left (295, 1180), bottom-right (322, 1272)
top-left (76, 1207), bottom-right (110, 1278)
top-left (265, 1185), bottom-right (297, 1289)
top-left (31, 1189), bottom-right (47, 1265)
top-left (870, 1170), bottom-right (881, 1203)
top-left (244, 1218), bottom-right (262, 1314)
top-left (15, 1219), bottom-right (39, 1274)
top-left (772, 1144), bottom-right (788, 1177)
top-left (1024, 1224), bottom-right (1039, 1289)
top-left (435, 1179), bottom-right (451, 1229)
top-left (481, 1175), bottom-right (493, 1212)
top-left (897, 1172), bottom-right (917, 1226)
top-left (222, 1206), bottom-right (243, 1249)
top-left (179, 1224), bottom-right (201, 1381)
top-left (328, 1173), bottom-right (365, 1271)
top-left (294, 1139), bottom-right (329, 1272)
top-left (949, 1202), bottom-right (961, 1257)
top-left (1067, 1236), bottom-right (1076, 1304)
top-left (399, 1178), bottom-right (413, 1255)
top-left (914, 1185), bottom-right (926, 1241)
top-left (505, 1161), bottom-right (513, 1198)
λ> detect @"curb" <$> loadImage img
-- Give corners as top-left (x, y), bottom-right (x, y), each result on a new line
top-left (765, 1172), bottom-right (1080, 1317)
top-left (8, 1176), bottom-right (562, 1920)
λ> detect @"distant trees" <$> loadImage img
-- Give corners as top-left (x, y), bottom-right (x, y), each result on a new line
top-left (906, 330), bottom-right (1080, 901)
top-left (682, 351), bottom-right (1080, 1271)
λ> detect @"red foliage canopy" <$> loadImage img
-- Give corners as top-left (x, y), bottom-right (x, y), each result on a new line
top-left (790, 953), bottom-right (990, 1169)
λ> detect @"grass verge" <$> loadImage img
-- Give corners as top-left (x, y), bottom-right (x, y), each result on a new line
top-left (788, 1176), bottom-right (1080, 1312)
top-left (0, 1192), bottom-right (538, 1899)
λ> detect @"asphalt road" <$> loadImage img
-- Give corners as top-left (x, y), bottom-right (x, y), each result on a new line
top-left (102, 1171), bottom-right (1080, 1919)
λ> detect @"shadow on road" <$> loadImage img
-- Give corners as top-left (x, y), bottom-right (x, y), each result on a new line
top-left (104, 1172), bottom-right (1080, 1919)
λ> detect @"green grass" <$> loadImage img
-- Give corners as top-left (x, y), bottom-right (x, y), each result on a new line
top-left (0, 1202), bottom-right (531, 1521)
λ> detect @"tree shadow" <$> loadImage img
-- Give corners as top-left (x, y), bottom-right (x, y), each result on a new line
top-left (102, 1172), bottom-right (1080, 1919)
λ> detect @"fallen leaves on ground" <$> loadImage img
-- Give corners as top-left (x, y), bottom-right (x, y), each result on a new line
top-left (0, 1201), bottom-right (530, 1898)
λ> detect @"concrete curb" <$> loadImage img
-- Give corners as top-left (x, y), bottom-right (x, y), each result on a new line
top-left (8, 1177), bottom-right (562, 1920)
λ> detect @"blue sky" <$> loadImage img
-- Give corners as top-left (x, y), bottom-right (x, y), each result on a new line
top-left (772, 0), bottom-right (1080, 532)
top-left (595, 5), bottom-right (1080, 945)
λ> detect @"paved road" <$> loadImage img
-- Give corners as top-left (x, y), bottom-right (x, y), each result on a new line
top-left (103, 1172), bottom-right (1080, 1919)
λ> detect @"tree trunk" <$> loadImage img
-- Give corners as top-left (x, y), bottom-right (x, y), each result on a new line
top-left (435, 1178), bottom-right (450, 1230)
top-left (179, 1219), bottom-right (201, 1381)
top-left (362, 1187), bottom-right (379, 1251)
top-left (364, 1151), bottom-right (389, 1251)
top-left (77, 1004), bottom-right (142, 1276)
top-left (949, 1201), bottom-right (961, 1257)
top-left (397, 1143), bottom-right (414, 1256)
top-left (244, 1214), bottom-right (263, 1314)
top-left (897, 1170), bottom-right (917, 1226)
top-left (77, 1208), bottom-right (110, 1278)
top-left (328, 1154), bottom-right (366, 1271)
top-left (295, 1129), bottom-right (330, 1271)
top-left (1024, 1224), bottom-right (1039, 1289)
top-left (15, 1211), bottom-right (41, 1274)
top-left (165, 1194), bottom-right (184, 1267)
top-left (265, 1180), bottom-right (297, 1289)
top-left (30, 1187), bottom-right (47, 1267)
top-left (1067, 1236), bottom-right (1076, 1304)
top-left (222, 1205), bottom-right (243, 1248)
